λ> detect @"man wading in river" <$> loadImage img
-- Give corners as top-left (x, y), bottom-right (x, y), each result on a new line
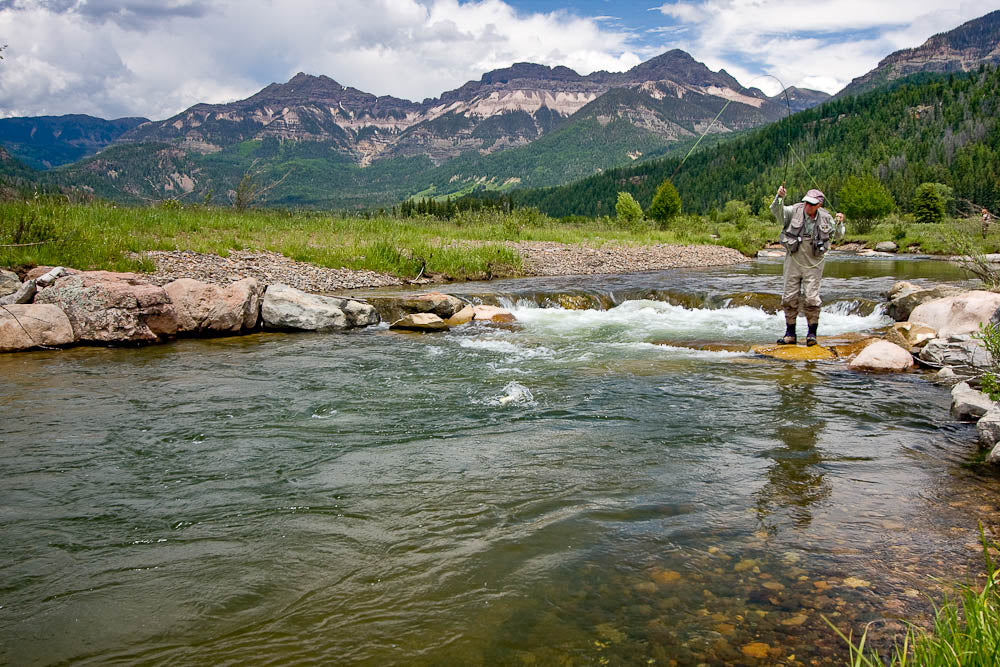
top-left (772, 185), bottom-right (843, 347)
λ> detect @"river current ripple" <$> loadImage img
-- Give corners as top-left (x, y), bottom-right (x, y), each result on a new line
top-left (2, 256), bottom-right (998, 665)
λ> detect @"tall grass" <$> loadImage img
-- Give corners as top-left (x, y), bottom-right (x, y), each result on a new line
top-left (3, 199), bottom-right (995, 280)
top-left (828, 524), bottom-right (1000, 666)
top-left (0, 199), bottom-right (768, 279)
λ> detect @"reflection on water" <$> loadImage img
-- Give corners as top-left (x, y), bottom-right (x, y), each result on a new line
top-left (1, 258), bottom-right (998, 665)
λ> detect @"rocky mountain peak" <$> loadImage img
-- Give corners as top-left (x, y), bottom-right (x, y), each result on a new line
top-left (838, 9), bottom-right (1000, 98)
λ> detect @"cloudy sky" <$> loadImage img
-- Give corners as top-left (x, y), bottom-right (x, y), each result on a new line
top-left (0, 0), bottom-right (997, 120)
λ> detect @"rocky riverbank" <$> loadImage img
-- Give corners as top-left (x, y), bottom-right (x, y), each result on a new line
top-left (134, 242), bottom-right (748, 291)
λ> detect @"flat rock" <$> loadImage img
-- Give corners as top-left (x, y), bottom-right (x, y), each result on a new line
top-left (0, 304), bottom-right (75, 352)
top-left (472, 305), bottom-right (516, 323)
top-left (752, 344), bottom-right (835, 361)
top-left (848, 340), bottom-right (914, 372)
top-left (874, 241), bottom-right (898, 253)
top-left (33, 271), bottom-right (177, 343)
top-left (390, 312), bottom-right (449, 331)
top-left (909, 291), bottom-right (1000, 337)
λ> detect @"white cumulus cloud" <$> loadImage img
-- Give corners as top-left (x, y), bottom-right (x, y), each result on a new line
top-left (0, 0), bottom-right (643, 119)
top-left (651, 0), bottom-right (1000, 94)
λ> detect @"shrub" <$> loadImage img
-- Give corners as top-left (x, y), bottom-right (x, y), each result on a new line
top-left (647, 180), bottom-right (681, 228)
top-left (615, 192), bottom-right (644, 231)
top-left (839, 175), bottom-right (895, 229)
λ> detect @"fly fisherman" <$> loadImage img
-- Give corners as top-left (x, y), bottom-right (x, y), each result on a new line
top-left (772, 185), bottom-right (843, 347)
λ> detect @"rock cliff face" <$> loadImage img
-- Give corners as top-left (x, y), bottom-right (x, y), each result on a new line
top-left (837, 9), bottom-right (1000, 98)
top-left (118, 49), bottom-right (824, 166)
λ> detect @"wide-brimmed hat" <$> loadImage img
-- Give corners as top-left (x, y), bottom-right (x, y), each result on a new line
top-left (802, 189), bottom-right (825, 205)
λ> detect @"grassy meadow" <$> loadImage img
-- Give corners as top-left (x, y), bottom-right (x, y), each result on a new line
top-left (1, 197), bottom-right (998, 280)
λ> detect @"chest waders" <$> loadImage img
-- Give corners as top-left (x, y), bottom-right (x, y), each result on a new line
top-left (777, 203), bottom-right (833, 346)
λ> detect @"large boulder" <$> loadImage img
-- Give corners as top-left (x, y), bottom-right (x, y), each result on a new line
top-left (261, 283), bottom-right (377, 331)
top-left (0, 269), bottom-right (20, 298)
top-left (919, 335), bottom-right (992, 376)
top-left (165, 277), bottom-right (262, 334)
top-left (951, 381), bottom-right (994, 421)
top-left (0, 304), bottom-right (75, 352)
top-left (888, 285), bottom-right (965, 321)
top-left (848, 340), bottom-right (914, 372)
top-left (874, 241), bottom-right (898, 253)
top-left (977, 406), bottom-right (1000, 449)
top-left (368, 292), bottom-right (466, 323)
top-left (909, 291), bottom-right (1000, 337)
top-left (33, 271), bottom-right (177, 343)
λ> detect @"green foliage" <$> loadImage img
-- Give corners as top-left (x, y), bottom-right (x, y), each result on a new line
top-left (828, 524), bottom-right (1000, 666)
top-left (647, 180), bottom-right (682, 228)
top-left (839, 175), bottom-right (896, 231)
top-left (975, 321), bottom-right (1000, 400)
top-left (615, 191), bottom-right (644, 230)
top-left (719, 199), bottom-right (753, 229)
top-left (510, 67), bottom-right (1000, 220)
top-left (913, 183), bottom-right (947, 223)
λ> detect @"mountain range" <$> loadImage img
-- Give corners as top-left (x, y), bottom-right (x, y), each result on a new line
top-left (2, 9), bottom-right (999, 211)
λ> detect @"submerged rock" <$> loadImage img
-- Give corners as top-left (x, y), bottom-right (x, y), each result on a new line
top-left (752, 344), bottom-right (835, 361)
top-left (0, 304), bottom-right (75, 352)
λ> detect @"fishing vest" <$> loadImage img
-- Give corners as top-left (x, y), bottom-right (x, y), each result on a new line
top-left (779, 203), bottom-right (834, 256)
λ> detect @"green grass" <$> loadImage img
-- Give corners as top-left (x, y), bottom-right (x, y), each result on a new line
top-left (829, 525), bottom-right (1000, 666)
top-left (3, 198), bottom-right (995, 281)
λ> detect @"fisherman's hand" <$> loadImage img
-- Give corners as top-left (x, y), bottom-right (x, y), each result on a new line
top-left (777, 185), bottom-right (786, 199)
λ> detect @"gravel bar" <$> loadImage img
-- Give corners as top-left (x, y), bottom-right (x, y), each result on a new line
top-left (136, 242), bottom-right (748, 292)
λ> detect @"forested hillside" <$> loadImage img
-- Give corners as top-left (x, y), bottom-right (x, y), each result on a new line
top-left (503, 68), bottom-right (1000, 218)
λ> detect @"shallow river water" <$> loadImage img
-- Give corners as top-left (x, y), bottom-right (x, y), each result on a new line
top-left (2, 254), bottom-right (999, 665)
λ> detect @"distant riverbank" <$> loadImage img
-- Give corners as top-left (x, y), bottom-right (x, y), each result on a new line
top-left (133, 242), bottom-right (747, 292)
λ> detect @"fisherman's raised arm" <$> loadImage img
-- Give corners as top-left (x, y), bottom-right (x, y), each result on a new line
top-left (771, 185), bottom-right (794, 225)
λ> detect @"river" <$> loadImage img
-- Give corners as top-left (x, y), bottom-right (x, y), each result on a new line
top-left (2, 254), bottom-right (997, 665)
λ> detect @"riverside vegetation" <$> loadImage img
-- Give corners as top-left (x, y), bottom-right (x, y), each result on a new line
top-left (4, 195), bottom-right (998, 281)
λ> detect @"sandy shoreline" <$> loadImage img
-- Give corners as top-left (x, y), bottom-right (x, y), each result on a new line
top-left (137, 242), bottom-right (748, 293)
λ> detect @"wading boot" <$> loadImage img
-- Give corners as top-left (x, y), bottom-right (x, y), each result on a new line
top-left (806, 322), bottom-right (818, 347)
top-left (776, 322), bottom-right (797, 345)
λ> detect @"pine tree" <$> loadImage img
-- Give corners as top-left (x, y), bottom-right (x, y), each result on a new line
top-left (913, 182), bottom-right (946, 223)
top-left (647, 180), bottom-right (682, 228)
